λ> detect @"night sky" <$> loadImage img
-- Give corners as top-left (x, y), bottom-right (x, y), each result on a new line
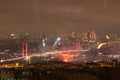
top-left (0, 0), bottom-right (120, 36)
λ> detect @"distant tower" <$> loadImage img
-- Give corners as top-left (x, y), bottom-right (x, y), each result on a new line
top-left (82, 32), bottom-right (88, 42)
top-left (71, 32), bottom-right (76, 38)
top-left (89, 31), bottom-right (96, 40)
top-left (22, 42), bottom-right (28, 57)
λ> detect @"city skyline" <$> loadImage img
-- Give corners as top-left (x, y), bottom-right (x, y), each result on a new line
top-left (0, 0), bottom-right (120, 36)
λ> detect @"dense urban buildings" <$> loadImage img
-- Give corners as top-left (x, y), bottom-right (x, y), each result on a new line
top-left (0, 31), bottom-right (120, 80)
top-left (1, 0), bottom-right (120, 80)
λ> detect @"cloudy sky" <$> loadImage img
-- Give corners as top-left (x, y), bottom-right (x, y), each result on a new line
top-left (0, 0), bottom-right (120, 36)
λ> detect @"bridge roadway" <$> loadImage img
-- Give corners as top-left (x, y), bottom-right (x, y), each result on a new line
top-left (0, 49), bottom-right (89, 63)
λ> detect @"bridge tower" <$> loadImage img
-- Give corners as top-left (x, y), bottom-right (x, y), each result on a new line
top-left (22, 42), bottom-right (28, 57)
top-left (75, 41), bottom-right (82, 50)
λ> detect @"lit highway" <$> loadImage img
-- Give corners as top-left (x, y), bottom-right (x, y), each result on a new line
top-left (97, 40), bottom-right (120, 49)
